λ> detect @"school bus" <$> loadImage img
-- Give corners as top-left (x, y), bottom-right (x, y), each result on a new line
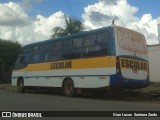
top-left (12, 25), bottom-right (149, 96)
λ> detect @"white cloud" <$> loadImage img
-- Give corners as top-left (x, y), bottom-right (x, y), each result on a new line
top-left (34, 11), bottom-right (65, 37)
top-left (20, 0), bottom-right (44, 11)
top-left (0, 2), bottom-right (32, 26)
top-left (0, 2), bottom-right (66, 45)
top-left (82, 0), bottom-right (159, 45)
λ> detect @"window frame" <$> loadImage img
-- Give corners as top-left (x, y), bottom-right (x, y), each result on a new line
top-left (83, 31), bottom-right (110, 58)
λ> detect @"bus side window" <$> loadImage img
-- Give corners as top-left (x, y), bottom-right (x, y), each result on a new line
top-left (54, 41), bottom-right (62, 52)
top-left (32, 44), bottom-right (49, 63)
top-left (39, 45), bottom-right (46, 54)
top-left (39, 44), bottom-right (46, 62)
top-left (84, 34), bottom-right (96, 47)
top-left (62, 48), bottom-right (82, 60)
top-left (84, 45), bottom-right (101, 57)
top-left (83, 32), bottom-right (110, 58)
top-left (62, 39), bottom-right (72, 50)
top-left (83, 34), bottom-right (98, 57)
top-left (73, 38), bottom-right (83, 48)
top-left (32, 45), bottom-right (40, 63)
top-left (50, 52), bottom-right (62, 61)
top-left (33, 45), bottom-right (39, 54)
top-left (47, 43), bottom-right (53, 53)
top-left (32, 54), bottom-right (40, 63)
top-left (24, 53), bottom-right (30, 63)
top-left (96, 32), bottom-right (110, 55)
top-left (17, 53), bottom-right (30, 64)
top-left (50, 41), bottom-right (62, 61)
top-left (44, 42), bottom-right (54, 62)
top-left (16, 54), bottom-right (24, 64)
top-left (72, 48), bottom-right (82, 58)
top-left (62, 38), bottom-right (83, 60)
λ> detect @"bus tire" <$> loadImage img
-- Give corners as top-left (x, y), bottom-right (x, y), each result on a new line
top-left (17, 79), bottom-right (25, 93)
top-left (63, 79), bottom-right (75, 97)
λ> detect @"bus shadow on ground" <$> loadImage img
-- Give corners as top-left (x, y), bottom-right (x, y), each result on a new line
top-left (1, 84), bottom-right (160, 103)
top-left (24, 87), bottom-right (154, 102)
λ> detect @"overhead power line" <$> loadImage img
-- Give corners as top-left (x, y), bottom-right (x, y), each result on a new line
top-left (65, 0), bottom-right (77, 19)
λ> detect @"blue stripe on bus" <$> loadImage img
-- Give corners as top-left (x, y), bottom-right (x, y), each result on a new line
top-left (110, 75), bottom-right (149, 90)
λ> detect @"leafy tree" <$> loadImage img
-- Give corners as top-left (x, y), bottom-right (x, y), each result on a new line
top-left (51, 15), bottom-right (84, 38)
top-left (0, 39), bottom-right (21, 68)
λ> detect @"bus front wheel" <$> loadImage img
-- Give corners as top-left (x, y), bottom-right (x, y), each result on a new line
top-left (17, 79), bottom-right (25, 93)
top-left (63, 79), bottom-right (75, 97)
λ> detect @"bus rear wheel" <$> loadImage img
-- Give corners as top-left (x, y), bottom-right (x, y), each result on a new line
top-left (63, 79), bottom-right (75, 97)
top-left (17, 79), bottom-right (25, 93)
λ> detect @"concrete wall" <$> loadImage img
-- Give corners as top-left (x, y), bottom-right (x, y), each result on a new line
top-left (148, 45), bottom-right (160, 83)
top-left (158, 24), bottom-right (160, 44)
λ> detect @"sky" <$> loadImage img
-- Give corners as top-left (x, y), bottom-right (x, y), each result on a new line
top-left (0, 0), bottom-right (160, 45)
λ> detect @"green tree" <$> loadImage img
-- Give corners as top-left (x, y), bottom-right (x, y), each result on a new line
top-left (51, 15), bottom-right (84, 38)
top-left (0, 39), bottom-right (21, 68)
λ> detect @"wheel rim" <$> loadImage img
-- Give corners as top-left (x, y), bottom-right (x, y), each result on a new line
top-left (18, 80), bottom-right (24, 93)
top-left (65, 83), bottom-right (73, 95)
top-left (64, 80), bottom-right (75, 96)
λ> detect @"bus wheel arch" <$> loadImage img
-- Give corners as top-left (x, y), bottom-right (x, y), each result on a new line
top-left (17, 77), bottom-right (25, 93)
top-left (62, 78), bottom-right (75, 97)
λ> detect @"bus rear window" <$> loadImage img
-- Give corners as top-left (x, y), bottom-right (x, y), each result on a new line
top-left (117, 27), bottom-right (147, 54)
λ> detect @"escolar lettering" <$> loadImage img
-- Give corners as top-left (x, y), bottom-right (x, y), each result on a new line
top-left (51, 61), bottom-right (72, 69)
top-left (121, 59), bottom-right (147, 71)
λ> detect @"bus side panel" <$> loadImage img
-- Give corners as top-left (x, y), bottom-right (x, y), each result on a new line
top-left (73, 76), bottom-right (110, 88)
top-left (12, 67), bottom-right (116, 88)
top-left (12, 78), bottom-right (17, 86)
top-left (12, 71), bottom-right (28, 86)
top-left (24, 77), bottom-right (63, 87)
top-left (22, 76), bottom-right (110, 88)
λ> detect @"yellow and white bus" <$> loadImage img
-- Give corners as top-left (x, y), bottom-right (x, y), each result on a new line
top-left (12, 25), bottom-right (149, 96)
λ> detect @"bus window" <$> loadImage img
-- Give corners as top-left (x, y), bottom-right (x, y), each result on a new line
top-left (62, 48), bottom-right (82, 60)
top-left (73, 38), bottom-right (83, 48)
top-left (62, 39), bottom-right (72, 50)
top-left (44, 54), bottom-right (49, 61)
top-left (33, 46), bottom-right (39, 54)
top-left (51, 53), bottom-right (62, 61)
top-left (32, 53), bottom-right (46, 63)
top-left (24, 53), bottom-right (31, 63)
top-left (84, 34), bottom-right (96, 46)
top-left (32, 54), bottom-right (40, 62)
top-left (96, 32), bottom-right (110, 55)
top-left (21, 46), bottom-right (31, 53)
top-left (72, 48), bottom-right (82, 59)
top-left (16, 52), bottom-right (30, 64)
top-left (63, 50), bottom-right (71, 60)
top-left (39, 45), bottom-right (46, 53)
top-left (16, 54), bottom-right (24, 64)
top-left (54, 41), bottom-right (62, 51)
top-left (47, 43), bottom-right (53, 53)
top-left (97, 32), bottom-right (109, 44)
top-left (84, 45), bottom-right (101, 57)
top-left (39, 54), bottom-right (45, 62)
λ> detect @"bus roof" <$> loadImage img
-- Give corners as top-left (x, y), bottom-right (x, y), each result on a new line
top-left (23, 26), bottom-right (113, 48)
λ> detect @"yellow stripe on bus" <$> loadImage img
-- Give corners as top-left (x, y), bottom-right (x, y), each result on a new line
top-left (14, 56), bottom-right (116, 72)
